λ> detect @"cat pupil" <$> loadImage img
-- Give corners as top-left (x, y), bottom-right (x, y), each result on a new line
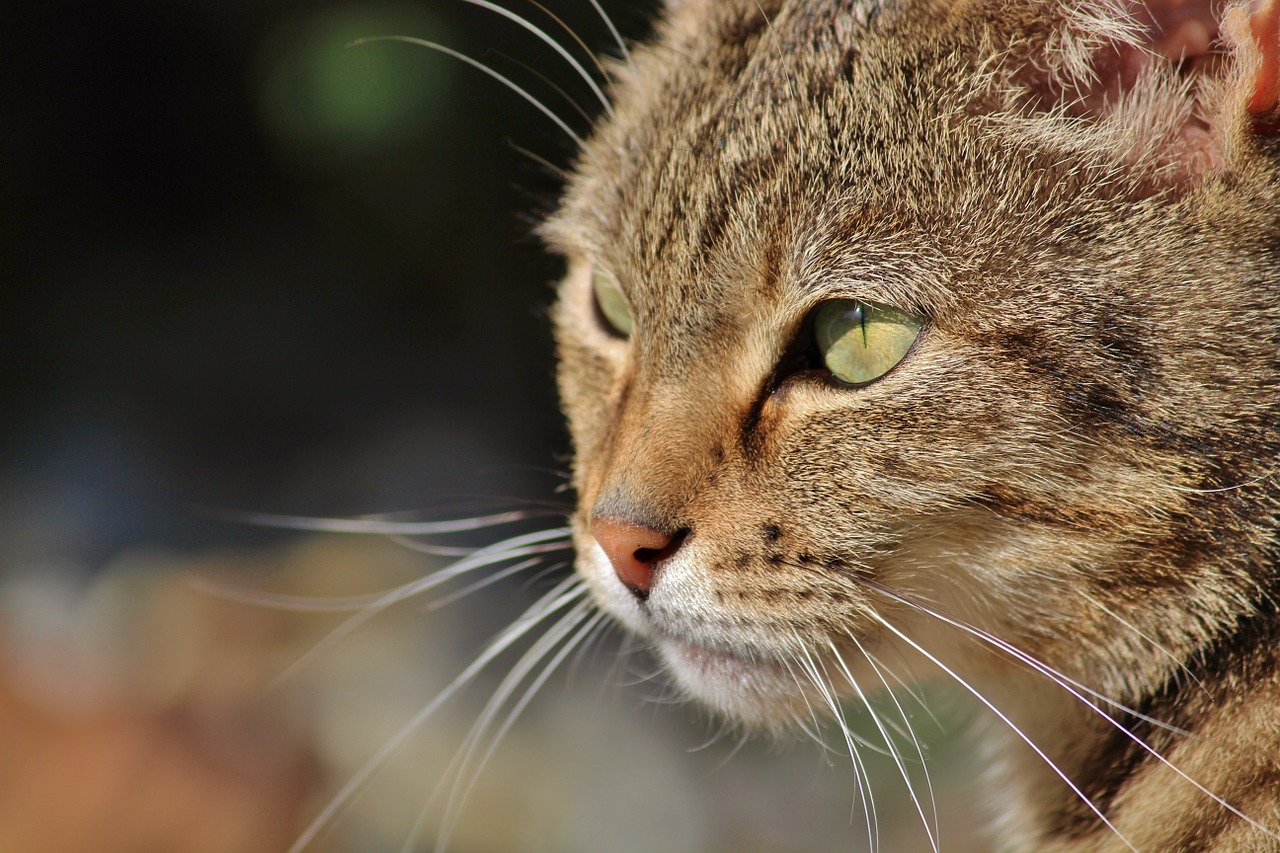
top-left (812, 299), bottom-right (923, 387)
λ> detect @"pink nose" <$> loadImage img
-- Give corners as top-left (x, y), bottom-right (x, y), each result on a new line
top-left (589, 517), bottom-right (685, 599)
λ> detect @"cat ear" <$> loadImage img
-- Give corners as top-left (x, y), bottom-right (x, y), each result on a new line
top-left (980, 0), bottom-right (1280, 187)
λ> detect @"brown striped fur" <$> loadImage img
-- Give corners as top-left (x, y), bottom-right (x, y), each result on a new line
top-left (544, 1), bottom-right (1280, 849)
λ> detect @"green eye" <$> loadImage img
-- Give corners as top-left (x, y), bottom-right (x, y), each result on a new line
top-left (813, 298), bottom-right (923, 386)
top-left (592, 270), bottom-right (633, 336)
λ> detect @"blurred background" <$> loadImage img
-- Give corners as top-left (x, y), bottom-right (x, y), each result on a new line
top-left (1, 1), bottom-right (982, 850)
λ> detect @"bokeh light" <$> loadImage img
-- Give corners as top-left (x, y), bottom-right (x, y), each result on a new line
top-left (257, 4), bottom-right (455, 158)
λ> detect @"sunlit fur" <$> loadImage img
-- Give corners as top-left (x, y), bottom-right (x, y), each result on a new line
top-left (545, 1), bottom-right (1280, 850)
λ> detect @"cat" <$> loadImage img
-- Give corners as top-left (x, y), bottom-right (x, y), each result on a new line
top-left (535, 0), bottom-right (1280, 850)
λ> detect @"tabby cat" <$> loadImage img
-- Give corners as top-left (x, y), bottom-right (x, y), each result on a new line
top-left (537, 0), bottom-right (1280, 850)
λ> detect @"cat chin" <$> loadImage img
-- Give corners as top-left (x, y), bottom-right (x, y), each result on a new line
top-left (654, 636), bottom-right (813, 731)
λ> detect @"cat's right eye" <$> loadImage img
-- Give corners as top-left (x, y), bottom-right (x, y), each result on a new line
top-left (592, 269), bottom-right (633, 337)
top-left (812, 298), bottom-right (923, 386)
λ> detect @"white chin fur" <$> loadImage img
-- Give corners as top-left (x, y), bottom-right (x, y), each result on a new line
top-left (655, 636), bottom-right (805, 730)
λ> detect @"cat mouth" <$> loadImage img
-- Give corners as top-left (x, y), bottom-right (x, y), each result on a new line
top-left (661, 637), bottom-right (772, 678)
top-left (653, 635), bottom-right (810, 725)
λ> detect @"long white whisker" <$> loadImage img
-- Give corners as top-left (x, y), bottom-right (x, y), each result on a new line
top-left (778, 654), bottom-right (849, 759)
top-left (199, 507), bottom-right (539, 535)
top-left (426, 557), bottom-right (567, 611)
top-left (191, 536), bottom-right (568, 615)
top-left (793, 644), bottom-right (878, 851)
top-left (285, 575), bottom-right (588, 853)
top-left (863, 648), bottom-right (943, 730)
top-left (565, 600), bottom-right (616, 685)
top-left (483, 46), bottom-right (595, 125)
top-left (518, 0), bottom-right (613, 85)
top-left (874, 586), bottom-right (1280, 844)
top-left (865, 582), bottom-right (1189, 736)
top-left (836, 636), bottom-right (940, 853)
top-left (432, 606), bottom-right (605, 853)
top-left (782, 648), bottom-right (888, 755)
top-left (456, 0), bottom-right (615, 117)
top-left (866, 609), bottom-right (1141, 853)
top-left (388, 534), bottom-right (565, 560)
top-left (271, 530), bottom-right (572, 683)
top-left (350, 37), bottom-right (584, 146)
top-left (585, 0), bottom-right (633, 72)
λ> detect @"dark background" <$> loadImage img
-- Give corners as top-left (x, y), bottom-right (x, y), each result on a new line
top-left (2, 0), bottom-right (656, 573)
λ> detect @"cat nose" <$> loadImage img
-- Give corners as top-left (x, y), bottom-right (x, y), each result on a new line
top-left (589, 517), bottom-right (686, 599)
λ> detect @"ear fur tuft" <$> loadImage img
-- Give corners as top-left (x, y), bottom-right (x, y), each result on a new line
top-left (977, 1), bottom-right (1280, 190)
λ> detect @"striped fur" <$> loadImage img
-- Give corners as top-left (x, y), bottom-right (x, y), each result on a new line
top-left (545, 1), bottom-right (1280, 849)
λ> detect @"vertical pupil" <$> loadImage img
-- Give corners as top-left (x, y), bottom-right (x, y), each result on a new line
top-left (851, 303), bottom-right (868, 345)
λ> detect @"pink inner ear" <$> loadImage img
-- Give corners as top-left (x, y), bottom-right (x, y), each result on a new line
top-left (1248, 0), bottom-right (1280, 116)
top-left (1021, 0), bottom-right (1280, 182)
top-left (1150, 0), bottom-right (1218, 65)
top-left (1071, 0), bottom-right (1229, 176)
top-left (1103, 1), bottom-right (1224, 96)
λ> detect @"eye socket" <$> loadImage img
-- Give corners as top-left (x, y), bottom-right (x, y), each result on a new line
top-left (812, 298), bottom-right (923, 386)
top-left (591, 269), bottom-right (633, 337)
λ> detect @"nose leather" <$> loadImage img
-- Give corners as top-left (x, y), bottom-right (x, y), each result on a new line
top-left (589, 516), bottom-right (685, 599)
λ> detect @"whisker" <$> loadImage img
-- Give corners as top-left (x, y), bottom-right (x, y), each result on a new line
top-left (869, 584), bottom-right (1280, 844)
top-left (837, 635), bottom-right (940, 853)
top-left (566, 602), bottom-right (616, 686)
top-left (518, 0), bottom-right (612, 84)
top-left (198, 506), bottom-right (547, 535)
top-left (865, 608), bottom-right (1141, 853)
top-left (481, 46), bottom-right (595, 125)
top-left (862, 648), bottom-right (943, 730)
top-left (505, 137), bottom-right (571, 179)
top-left (778, 655), bottom-right (846, 759)
top-left (584, 0), bottom-right (633, 72)
top-left (189, 535), bottom-right (568, 616)
top-left (389, 532), bottom-right (568, 558)
top-left (286, 575), bottom-right (588, 853)
top-left (272, 528), bottom-right (572, 684)
top-left (862, 580), bottom-right (1191, 737)
top-left (699, 729), bottom-right (753, 775)
top-left (350, 36), bottom-right (584, 146)
top-left (792, 644), bottom-right (878, 851)
top-left (686, 719), bottom-right (736, 754)
top-left (456, 0), bottom-right (615, 117)
top-left (434, 602), bottom-right (603, 853)
top-left (424, 556), bottom-right (563, 611)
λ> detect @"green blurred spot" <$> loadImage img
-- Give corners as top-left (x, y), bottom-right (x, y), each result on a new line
top-left (258, 3), bottom-right (454, 157)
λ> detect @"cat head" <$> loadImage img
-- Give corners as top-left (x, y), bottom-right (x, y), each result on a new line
top-left (543, 0), bottom-right (1280, 728)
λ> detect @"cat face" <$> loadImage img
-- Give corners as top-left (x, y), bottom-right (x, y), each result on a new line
top-left (545, 0), bottom-right (1280, 730)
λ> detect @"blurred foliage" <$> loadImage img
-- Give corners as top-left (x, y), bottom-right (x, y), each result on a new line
top-left (257, 4), bottom-right (456, 157)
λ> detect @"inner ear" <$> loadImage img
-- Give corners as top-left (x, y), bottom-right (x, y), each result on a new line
top-left (990, 0), bottom-right (1280, 188)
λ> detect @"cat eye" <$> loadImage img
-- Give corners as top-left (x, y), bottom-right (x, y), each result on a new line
top-left (812, 298), bottom-right (923, 386)
top-left (591, 270), bottom-right (633, 337)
